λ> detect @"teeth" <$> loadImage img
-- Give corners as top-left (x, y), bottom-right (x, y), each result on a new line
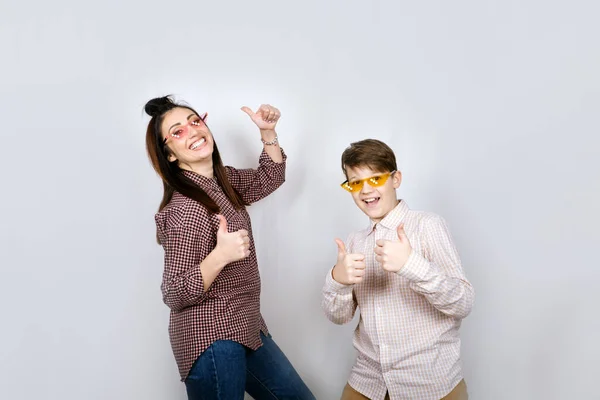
top-left (364, 198), bottom-right (378, 203)
top-left (190, 138), bottom-right (206, 150)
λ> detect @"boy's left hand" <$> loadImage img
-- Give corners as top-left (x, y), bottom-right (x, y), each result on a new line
top-left (375, 223), bottom-right (413, 272)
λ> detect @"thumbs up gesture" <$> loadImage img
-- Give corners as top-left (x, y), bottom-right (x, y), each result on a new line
top-left (331, 239), bottom-right (366, 285)
top-left (374, 223), bottom-right (413, 272)
top-left (241, 104), bottom-right (281, 130)
top-left (215, 215), bottom-right (251, 264)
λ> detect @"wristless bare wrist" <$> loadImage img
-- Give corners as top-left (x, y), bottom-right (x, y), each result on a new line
top-left (207, 248), bottom-right (228, 270)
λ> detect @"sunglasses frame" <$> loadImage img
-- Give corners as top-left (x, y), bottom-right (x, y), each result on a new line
top-left (162, 113), bottom-right (207, 145)
top-left (340, 170), bottom-right (397, 193)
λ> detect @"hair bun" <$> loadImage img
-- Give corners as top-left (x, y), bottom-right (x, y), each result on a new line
top-left (144, 95), bottom-right (175, 118)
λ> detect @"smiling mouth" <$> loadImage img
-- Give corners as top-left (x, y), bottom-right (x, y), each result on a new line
top-left (189, 138), bottom-right (206, 150)
top-left (363, 197), bottom-right (380, 207)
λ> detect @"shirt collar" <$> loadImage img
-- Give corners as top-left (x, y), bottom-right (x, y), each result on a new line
top-left (368, 199), bottom-right (410, 233)
top-left (182, 170), bottom-right (221, 192)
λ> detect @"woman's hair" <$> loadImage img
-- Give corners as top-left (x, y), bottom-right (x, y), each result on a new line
top-left (145, 95), bottom-right (248, 221)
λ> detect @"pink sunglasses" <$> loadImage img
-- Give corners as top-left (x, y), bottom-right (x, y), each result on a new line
top-left (163, 113), bottom-right (207, 145)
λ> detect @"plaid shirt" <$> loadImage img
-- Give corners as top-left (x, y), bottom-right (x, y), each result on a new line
top-left (155, 149), bottom-right (286, 381)
top-left (322, 200), bottom-right (474, 400)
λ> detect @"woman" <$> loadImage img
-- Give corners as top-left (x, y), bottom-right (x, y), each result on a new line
top-left (145, 96), bottom-right (314, 400)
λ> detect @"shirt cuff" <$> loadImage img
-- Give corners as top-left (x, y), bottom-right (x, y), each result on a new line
top-left (259, 147), bottom-right (287, 164)
top-left (188, 266), bottom-right (209, 298)
top-left (396, 250), bottom-right (438, 283)
top-left (324, 267), bottom-right (354, 294)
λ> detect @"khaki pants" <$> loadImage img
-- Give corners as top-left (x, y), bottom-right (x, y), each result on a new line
top-left (341, 379), bottom-right (468, 400)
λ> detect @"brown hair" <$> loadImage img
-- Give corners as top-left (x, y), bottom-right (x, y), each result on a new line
top-left (144, 96), bottom-right (248, 238)
top-left (341, 139), bottom-right (398, 178)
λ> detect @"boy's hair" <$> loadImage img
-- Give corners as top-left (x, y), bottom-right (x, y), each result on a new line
top-left (341, 139), bottom-right (398, 178)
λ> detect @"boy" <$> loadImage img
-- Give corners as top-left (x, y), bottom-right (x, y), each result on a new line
top-left (322, 139), bottom-right (474, 400)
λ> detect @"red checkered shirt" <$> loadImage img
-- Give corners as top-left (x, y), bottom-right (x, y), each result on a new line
top-left (155, 149), bottom-right (286, 381)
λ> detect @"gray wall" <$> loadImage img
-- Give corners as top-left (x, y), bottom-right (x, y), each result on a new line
top-left (1, 0), bottom-right (598, 399)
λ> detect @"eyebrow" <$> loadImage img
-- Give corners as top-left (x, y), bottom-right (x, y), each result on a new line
top-left (168, 113), bottom-right (196, 132)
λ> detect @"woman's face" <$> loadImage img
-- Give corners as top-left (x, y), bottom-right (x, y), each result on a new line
top-left (161, 107), bottom-right (214, 170)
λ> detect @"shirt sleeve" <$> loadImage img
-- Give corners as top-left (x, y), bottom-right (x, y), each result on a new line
top-left (157, 206), bottom-right (215, 312)
top-left (397, 215), bottom-right (475, 319)
top-left (321, 234), bottom-right (358, 325)
top-left (225, 148), bottom-right (287, 204)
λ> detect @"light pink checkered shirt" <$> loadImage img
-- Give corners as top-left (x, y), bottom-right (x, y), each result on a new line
top-left (322, 200), bottom-right (474, 400)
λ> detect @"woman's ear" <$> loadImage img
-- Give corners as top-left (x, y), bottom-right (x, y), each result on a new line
top-left (166, 149), bottom-right (177, 163)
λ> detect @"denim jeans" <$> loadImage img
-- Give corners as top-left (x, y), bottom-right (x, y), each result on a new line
top-left (185, 333), bottom-right (316, 400)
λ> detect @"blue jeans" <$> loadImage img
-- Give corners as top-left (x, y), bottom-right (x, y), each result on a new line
top-left (185, 333), bottom-right (315, 400)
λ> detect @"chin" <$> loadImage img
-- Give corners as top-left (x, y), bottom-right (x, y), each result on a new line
top-left (192, 148), bottom-right (213, 161)
top-left (361, 207), bottom-right (381, 220)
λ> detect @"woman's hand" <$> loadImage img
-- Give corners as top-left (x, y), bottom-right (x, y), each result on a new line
top-left (241, 104), bottom-right (281, 131)
top-left (214, 215), bottom-right (250, 265)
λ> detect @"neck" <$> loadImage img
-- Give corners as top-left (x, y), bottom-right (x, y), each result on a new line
top-left (180, 159), bottom-right (214, 178)
top-left (371, 199), bottom-right (401, 224)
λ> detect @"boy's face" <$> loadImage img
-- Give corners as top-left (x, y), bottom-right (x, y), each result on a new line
top-left (344, 165), bottom-right (402, 223)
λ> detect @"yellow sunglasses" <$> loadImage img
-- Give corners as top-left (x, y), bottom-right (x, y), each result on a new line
top-left (341, 170), bottom-right (396, 193)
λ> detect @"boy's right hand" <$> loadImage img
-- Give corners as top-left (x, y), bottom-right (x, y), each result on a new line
top-left (215, 215), bottom-right (250, 265)
top-left (332, 239), bottom-right (366, 285)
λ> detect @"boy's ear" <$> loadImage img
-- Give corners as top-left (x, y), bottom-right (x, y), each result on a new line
top-left (393, 170), bottom-right (402, 188)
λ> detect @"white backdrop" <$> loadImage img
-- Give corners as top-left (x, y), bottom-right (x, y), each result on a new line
top-left (1, 0), bottom-right (599, 399)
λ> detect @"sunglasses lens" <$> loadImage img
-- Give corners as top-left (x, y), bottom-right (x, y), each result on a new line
top-left (368, 174), bottom-right (389, 187)
top-left (341, 182), bottom-right (354, 192)
top-left (349, 181), bottom-right (363, 191)
top-left (341, 172), bottom-right (394, 192)
top-left (341, 181), bottom-right (363, 192)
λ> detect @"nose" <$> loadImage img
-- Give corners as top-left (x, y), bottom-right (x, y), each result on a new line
top-left (360, 180), bottom-right (375, 195)
top-left (188, 123), bottom-right (204, 138)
